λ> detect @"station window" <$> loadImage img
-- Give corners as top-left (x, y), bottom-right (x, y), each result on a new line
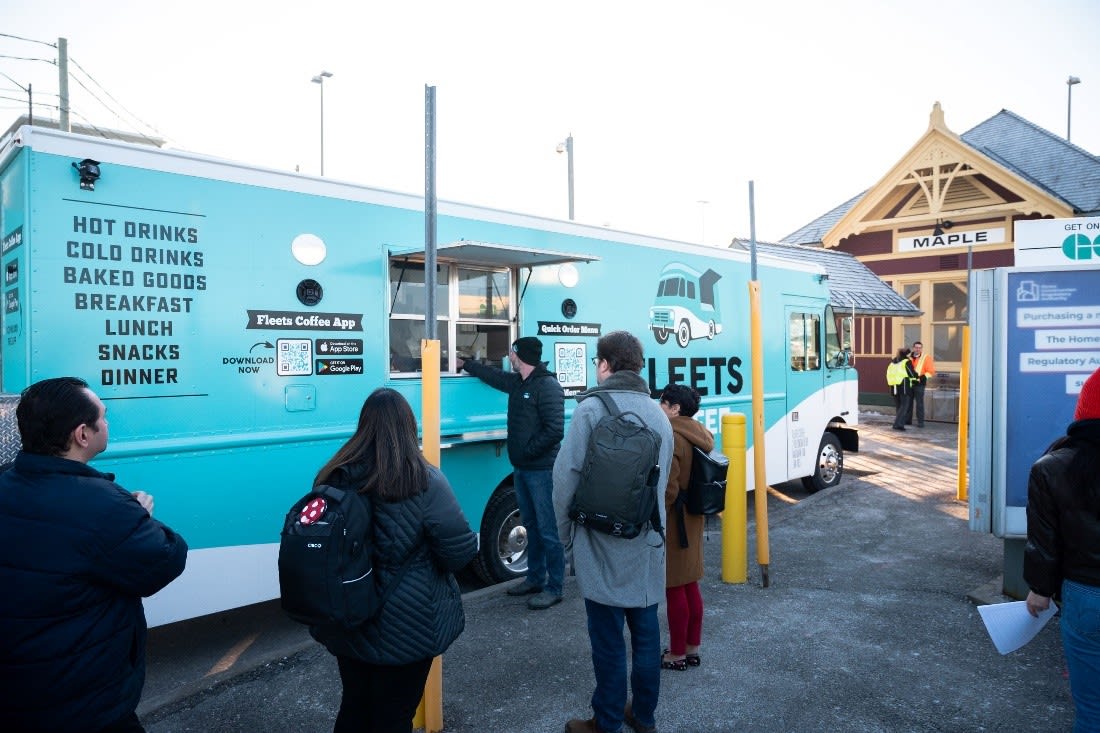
top-left (932, 279), bottom-right (967, 362)
top-left (789, 312), bottom-right (821, 371)
top-left (388, 258), bottom-right (512, 375)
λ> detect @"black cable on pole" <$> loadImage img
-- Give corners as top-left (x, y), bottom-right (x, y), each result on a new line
top-left (0, 32), bottom-right (56, 47)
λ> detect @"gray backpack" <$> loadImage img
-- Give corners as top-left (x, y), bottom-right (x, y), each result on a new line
top-left (568, 391), bottom-right (664, 540)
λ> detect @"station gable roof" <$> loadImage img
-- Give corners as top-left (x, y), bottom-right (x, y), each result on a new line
top-left (782, 105), bottom-right (1100, 247)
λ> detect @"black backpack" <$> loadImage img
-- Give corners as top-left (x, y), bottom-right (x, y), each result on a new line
top-left (278, 484), bottom-right (413, 629)
top-left (673, 445), bottom-right (729, 548)
top-left (685, 446), bottom-right (728, 516)
top-left (568, 391), bottom-right (664, 540)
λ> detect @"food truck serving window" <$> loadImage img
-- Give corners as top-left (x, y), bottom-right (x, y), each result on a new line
top-left (388, 258), bottom-right (512, 375)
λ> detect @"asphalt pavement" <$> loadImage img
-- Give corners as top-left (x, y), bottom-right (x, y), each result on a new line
top-left (139, 410), bottom-right (1076, 732)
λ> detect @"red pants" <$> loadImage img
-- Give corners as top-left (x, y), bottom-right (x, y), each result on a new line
top-left (665, 581), bottom-right (703, 655)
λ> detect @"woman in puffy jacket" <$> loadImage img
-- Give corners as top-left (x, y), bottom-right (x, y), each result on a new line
top-left (1024, 367), bottom-right (1100, 733)
top-left (658, 383), bottom-right (715, 671)
top-left (311, 388), bottom-right (478, 733)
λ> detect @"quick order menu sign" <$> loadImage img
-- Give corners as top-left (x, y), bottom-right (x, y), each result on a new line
top-left (1004, 267), bottom-right (1100, 510)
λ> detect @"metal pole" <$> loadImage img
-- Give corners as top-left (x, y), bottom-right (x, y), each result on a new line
top-left (566, 134), bottom-right (574, 221)
top-left (749, 181), bottom-right (757, 280)
top-left (1068, 80), bottom-right (1073, 142)
top-left (424, 85), bottom-right (437, 341)
top-left (1067, 76), bottom-right (1081, 142)
top-left (27, 82), bottom-right (32, 127)
top-left (58, 37), bottom-right (69, 132)
top-left (319, 80), bottom-right (325, 175)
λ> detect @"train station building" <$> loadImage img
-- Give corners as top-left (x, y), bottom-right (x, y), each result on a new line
top-left (782, 103), bottom-right (1100, 420)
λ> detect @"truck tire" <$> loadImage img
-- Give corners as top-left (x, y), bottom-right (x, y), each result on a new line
top-left (676, 320), bottom-right (691, 348)
top-left (654, 328), bottom-right (670, 345)
top-left (473, 485), bottom-right (529, 584)
top-left (801, 432), bottom-right (843, 493)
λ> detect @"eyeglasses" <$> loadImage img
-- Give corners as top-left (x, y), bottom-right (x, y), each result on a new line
top-left (591, 357), bottom-right (600, 366)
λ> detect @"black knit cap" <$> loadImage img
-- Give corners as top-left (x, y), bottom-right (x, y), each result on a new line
top-left (511, 337), bottom-right (543, 366)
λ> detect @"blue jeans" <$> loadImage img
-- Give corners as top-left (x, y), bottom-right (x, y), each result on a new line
top-left (1062, 579), bottom-right (1100, 733)
top-left (514, 468), bottom-right (564, 596)
top-left (584, 599), bottom-right (661, 733)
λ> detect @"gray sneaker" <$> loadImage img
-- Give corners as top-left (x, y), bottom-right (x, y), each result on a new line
top-left (527, 591), bottom-right (563, 610)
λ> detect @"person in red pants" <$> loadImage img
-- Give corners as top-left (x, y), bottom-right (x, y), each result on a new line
top-left (658, 383), bottom-right (715, 671)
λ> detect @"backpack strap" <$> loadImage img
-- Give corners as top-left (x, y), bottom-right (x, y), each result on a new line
top-left (591, 390), bottom-right (620, 416)
top-left (673, 491), bottom-right (689, 549)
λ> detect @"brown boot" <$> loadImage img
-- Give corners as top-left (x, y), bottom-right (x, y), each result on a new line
top-left (624, 701), bottom-right (657, 733)
top-left (564, 718), bottom-right (606, 733)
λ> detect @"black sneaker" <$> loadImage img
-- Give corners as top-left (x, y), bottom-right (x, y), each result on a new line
top-left (527, 591), bottom-right (563, 610)
top-left (505, 581), bottom-right (543, 597)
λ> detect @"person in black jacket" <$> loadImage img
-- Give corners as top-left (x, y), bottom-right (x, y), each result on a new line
top-left (0, 377), bottom-right (188, 733)
top-left (458, 336), bottom-right (566, 610)
top-left (310, 387), bottom-right (477, 733)
top-left (1024, 366), bottom-right (1100, 732)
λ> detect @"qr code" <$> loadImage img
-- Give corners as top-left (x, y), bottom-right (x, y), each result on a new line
top-left (277, 338), bottom-right (313, 376)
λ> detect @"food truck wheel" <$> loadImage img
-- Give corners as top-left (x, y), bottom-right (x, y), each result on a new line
top-left (801, 432), bottom-right (843, 493)
top-left (676, 320), bottom-right (691, 348)
top-left (474, 485), bottom-right (529, 584)
top-left (654, 328), bottom-right (670, 345)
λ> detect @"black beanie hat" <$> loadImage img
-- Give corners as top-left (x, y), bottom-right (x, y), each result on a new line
top-left (512, 337), bottom-right (543, 366)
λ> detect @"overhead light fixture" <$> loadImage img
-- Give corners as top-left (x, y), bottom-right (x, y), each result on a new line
top-left (932, 219), bottom-right (954, 237)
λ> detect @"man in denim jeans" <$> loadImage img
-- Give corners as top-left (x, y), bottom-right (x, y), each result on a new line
top-left (458, 336), bottom-right (566, 610)
top-left (553, 331), bottom-right (673, 733)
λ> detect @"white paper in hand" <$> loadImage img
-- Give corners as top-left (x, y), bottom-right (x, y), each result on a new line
top-left (978, 600), bottom-right (1058, 655)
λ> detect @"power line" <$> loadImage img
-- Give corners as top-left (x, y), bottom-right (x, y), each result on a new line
top-left (0, 32), bottom-right (56, 48)
top-left (65, 68), bottom-right (161, 145)
top-left (0, 54), bottom-right (55, 64)
top-left (69, 56), bottom-right (165, 138)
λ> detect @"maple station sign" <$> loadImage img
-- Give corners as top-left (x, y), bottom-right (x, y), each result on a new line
top-left (897, 226), bottom-right (1006, 253)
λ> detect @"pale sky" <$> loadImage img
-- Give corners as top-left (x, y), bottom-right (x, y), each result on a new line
top-left (2, 0), bottom-right (1098, 244)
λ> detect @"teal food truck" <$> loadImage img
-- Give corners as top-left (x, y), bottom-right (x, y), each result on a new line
top-left (0, 126), bottom-right (858, 625)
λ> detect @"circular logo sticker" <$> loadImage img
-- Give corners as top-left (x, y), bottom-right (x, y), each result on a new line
top-left (299, 497), bottom-right (327, 525)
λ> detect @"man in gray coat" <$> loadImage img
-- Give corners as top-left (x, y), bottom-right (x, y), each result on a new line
top-left (553, 331), bottom-right (673, 733)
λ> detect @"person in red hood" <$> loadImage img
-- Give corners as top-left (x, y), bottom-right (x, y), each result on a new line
top-left (1024, 367), bottom-right (1100, 732)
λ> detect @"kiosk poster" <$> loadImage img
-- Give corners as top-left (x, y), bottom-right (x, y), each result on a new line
top-left (1005, 268), bottom-right (1100, 508)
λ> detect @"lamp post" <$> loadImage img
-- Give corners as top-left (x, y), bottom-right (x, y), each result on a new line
top-left (311, 70), bottom-right (333, 175)
top-left (697, 200), bottom-right (709, 243)
top-left (556, 133), bottom-right (574, 220)
top-left (1067, 75), bottom-right (1081, 142)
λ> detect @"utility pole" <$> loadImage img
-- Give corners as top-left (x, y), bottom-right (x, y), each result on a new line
top-left (58, 37), bottom-right (70, 132)
top-left (27, 83), bottom-right (32, 126)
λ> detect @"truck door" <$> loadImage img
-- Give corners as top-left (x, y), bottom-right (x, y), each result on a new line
top-left (785, 308), bottom-right (824, 481)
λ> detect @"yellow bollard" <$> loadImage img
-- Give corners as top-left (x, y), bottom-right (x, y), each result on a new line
top-left (414, 340), bottom-right (443, 733)
top-left (721, 413), bottom-right (748, 584)
top-left (957, 326), bottom-right (970, 502)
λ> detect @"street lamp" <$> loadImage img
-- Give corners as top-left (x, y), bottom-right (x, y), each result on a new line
top-left (556, 133), bottom-right (574, 220)
top-left (1067, 75), bottom-right (1081, 142)
top-left (311, 70), bottom-right (333, 175)
top-left (697, 200), bottom-right (709, 243)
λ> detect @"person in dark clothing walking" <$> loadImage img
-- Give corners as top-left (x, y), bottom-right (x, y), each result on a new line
top-left (0, 377), bottom-right (188, 733)
top-left (310, 388), bottom-right (477, 733)
top-left (459, 336), bottom-right (566, 609)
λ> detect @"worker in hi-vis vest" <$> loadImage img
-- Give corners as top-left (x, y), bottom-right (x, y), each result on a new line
top-left (908, 341), bottom-right (935, 427)
top-left (886, 348), bottom-right (918, 431)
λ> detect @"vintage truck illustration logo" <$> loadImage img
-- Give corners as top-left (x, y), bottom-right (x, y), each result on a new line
top-left (648, 262), bottom-right (723, 348)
